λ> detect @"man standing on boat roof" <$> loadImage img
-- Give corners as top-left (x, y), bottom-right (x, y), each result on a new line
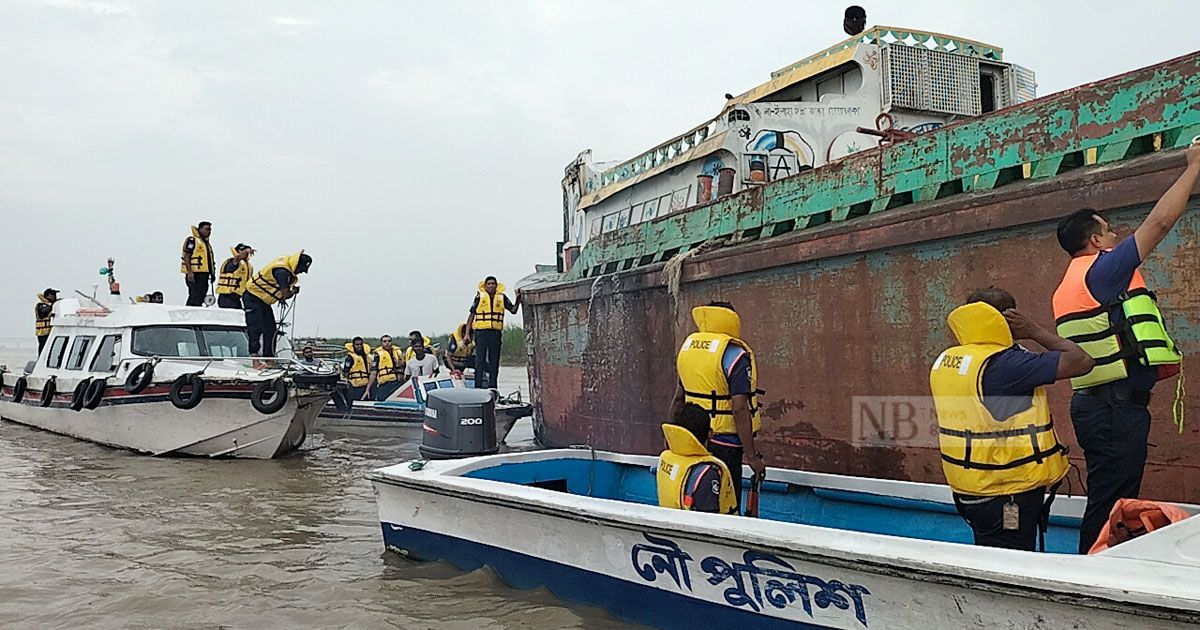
top-left (215, 243), bottom-right (255, 310)
top-left (670, 301), bottom-right (766, 515)
top-left (465, 276), bottom-right (521, 389)
top-left (342, 336), bottom-right (372, 401)
top-left (34, 288), bottom-right (58, 352)
top-left (181, 221), bottom-right (215, 307)
top-left (243, 250), bottom-right (311, 365)
top-left (1051, 142), bottom-right (1200, 554)
top-left (931, 288), bottom-right (1094, 552)
top-left (366, 335), bottom-right (405, 401)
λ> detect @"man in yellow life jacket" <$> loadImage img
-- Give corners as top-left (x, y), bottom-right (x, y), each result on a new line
top-left (216, 243), bottom-right (255, 310)
top-left (657, 402), bottom-right (738, 514)
top-left (34, 288), bottom-right (59, 352)
top-left (932, 288), bottom-right (1095, 551)
top-left (444, 323), bottom-right (476, 374)
top-left (465, 276), bottom-right (521, 389)
top-left (341, 337), bottom-right (373, 401)
top-left (181, 221), bottom-right (215, 307)
top-left (366, 335), bottom-right (405, 401)
top-left (1051, 142), bottom-right (1200, 554)
top-left (669, 301), bottom-right (766, 515)
top-left (244, 251), bottom-right (312, 362)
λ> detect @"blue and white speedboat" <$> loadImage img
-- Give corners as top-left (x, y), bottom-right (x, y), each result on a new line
top-left (371, 449), bottom-right (1200, 629)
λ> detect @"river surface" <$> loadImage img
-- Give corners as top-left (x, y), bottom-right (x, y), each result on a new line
top-left (0, 345), bottom-right (630, 629)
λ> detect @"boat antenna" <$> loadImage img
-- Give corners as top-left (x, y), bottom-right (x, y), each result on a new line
top-left (73, 289), bottom-right (112, 313)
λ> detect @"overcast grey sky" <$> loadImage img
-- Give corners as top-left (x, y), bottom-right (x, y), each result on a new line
top-left (1, 0), bottom-right (1195, 339)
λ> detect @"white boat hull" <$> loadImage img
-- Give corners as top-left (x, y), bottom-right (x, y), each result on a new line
top-left (0, 391), bottom-right (328, 459)
top-left (372, 451), bottom-right (1200, 629)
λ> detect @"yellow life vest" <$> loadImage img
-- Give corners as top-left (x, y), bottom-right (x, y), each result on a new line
top-left (405, 336), bottom-right (434, 362)
top-left (472, 281), bottom-right (507, 331)
top-left (656, 424), bottom-right (737, 514)
top-left (344, 342), bottom-right (372, 387)
top-left (930, 302), bottom-right (1069, 496)
top-left (180, 226), bottom-right (214, 274)
top-left (375, 346), bottom-right (404, 384)
top-left (449, 324), bottom-right (474, 367)
top-left (34, 293), bottom-right (53, 337)
top-left (676, 306), bottom-right (761, 436)
top-left (216, 248), bottom-right (253, 296)
top-left (246, 251), bottom-right (302, 305)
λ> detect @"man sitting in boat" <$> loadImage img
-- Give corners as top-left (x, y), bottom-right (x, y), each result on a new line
top-left (366, 335), bottom-right (405, 401)
top-left (444, 323), bottom-right (476, 375)
top-left (931, 288), bottom-right (1094, 551)
top-left (342, 337), bottom-right (373, 401)
top-left (405, 330), bottom-right (433, 362)
top-left (404, 339), bottom-right (440, 380)
top-left (657, 403), bottom-right (737, 514)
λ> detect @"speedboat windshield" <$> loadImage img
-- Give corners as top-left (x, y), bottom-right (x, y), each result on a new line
top-left (131, 326), bottom-right (250, 358)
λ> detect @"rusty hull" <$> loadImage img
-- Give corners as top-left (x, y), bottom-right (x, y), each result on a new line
top-left (523, 150), bottom-right (1200, 502)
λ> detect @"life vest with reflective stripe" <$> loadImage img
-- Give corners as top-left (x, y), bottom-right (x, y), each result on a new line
top-left (216, 248), bottom-right (253, 295)
top-left (375, 346), bottom-right (404, 384)
top-left (246, 252), bottom-right (302, 305)
top-left (34, 293), bottom-right (53, 337)
top-left (473, 282), bottom-right (507, 330)
top-left (449, 325), bottom-right (474, 368)
top-left (343, 342), bottom-right (372, 387)
top-left (676, 306), bottom-right (761, 436)
top-left (1052, 253), bottom-right (1181, 389)
top-left (657, 424), bottom-right (737, 514)
top-left (180, 226), bottom-right (214, 274)
top-left (930, 302), bottom-right (1069, 496)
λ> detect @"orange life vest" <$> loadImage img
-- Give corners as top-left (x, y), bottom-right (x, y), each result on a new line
top-left (1088, 498), bottom-right (1191, 554)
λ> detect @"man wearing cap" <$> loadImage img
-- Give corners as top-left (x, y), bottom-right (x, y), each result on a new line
top-left (35, 288), bottom-right (59, 352)
top-left (216, 243), bottom-right (255, 310)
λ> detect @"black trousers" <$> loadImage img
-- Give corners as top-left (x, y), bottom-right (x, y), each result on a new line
top-left (185, 272), bottom-right (211, 306)
top-left (37, 334), bottom-right (49, 353)
top-left (1070, 390), bottom-right (1151, 554)
top-left (708, 440), bottom-right (745, 514)
top-left (473, 329), bottom-right (501, 389)
top-left (217, 293), bottom-right (242, 309)
top-left (374, 380), bottom-right (401, 401)
top-left (953, 486), bottom-right (1048, 551)
top-left (243, 294), bottom-right (277, 356)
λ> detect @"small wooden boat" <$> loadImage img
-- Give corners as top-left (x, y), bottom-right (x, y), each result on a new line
top-left (371, 449), bottom-right (1200, 629)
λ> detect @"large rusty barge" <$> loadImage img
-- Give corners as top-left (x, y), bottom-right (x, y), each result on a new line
top-left (521, 26), bottom-right (1200, 501)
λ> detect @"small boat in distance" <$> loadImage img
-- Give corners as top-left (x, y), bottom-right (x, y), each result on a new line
top-left (0, 296), bottom-right (339, 458)
top-left (372, 449), bottom-right (1200, 629)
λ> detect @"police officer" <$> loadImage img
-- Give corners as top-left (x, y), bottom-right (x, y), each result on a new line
top-left (243, 251), bottom-right (311, 364)
top-left (181, 222), bottom-right (215, 307)
top-left (1051, 142), bottom-right (1200, 553)
top-left (931, 288), bottom-right (1093, 551)
top-left (341, 337), bottom-right (372, 401)
top-left (366, 335), bottom-right (405, 401)
top-left (669, 301), bottom-right (766, 515)
top-left (216, 244), bottom-right (254, 309)
top-left (656, 402), bottom-right (737, 514)
top-left (465, 276), bottom-right (521, 389)
top-left (34, 288), bottom-right (58, 352)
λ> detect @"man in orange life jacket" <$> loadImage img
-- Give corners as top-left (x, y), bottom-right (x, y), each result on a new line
top-left (1052, 141), bottom-right (1200, 554)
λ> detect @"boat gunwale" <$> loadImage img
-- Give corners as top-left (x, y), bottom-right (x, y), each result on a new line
top-left (371, 449), bottom-right (1200, 620)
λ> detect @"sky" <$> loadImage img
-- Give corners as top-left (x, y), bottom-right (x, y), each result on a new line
top-left (1, 0), bottom-right (1195, 339)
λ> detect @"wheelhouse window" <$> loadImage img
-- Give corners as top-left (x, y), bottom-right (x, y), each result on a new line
top-left (90, 334), bottom-right (121, 373)
top-left (65, 336), bottom-right (95, 370)
top-left (45, 336), bottom-right (69, 368)
top-left (131, 326), bottom-right (249, 358)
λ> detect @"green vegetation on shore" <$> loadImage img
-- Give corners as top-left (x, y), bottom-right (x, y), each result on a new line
top-left (309, 324), bottom-right (527, 366)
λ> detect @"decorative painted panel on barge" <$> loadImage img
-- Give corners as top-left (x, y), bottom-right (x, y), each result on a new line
top-left (523, 25), bottom-right (1200, 501)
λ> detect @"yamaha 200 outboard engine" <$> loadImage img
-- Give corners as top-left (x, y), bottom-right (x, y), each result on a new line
top-left (419, 389), bottom-right (499, 459)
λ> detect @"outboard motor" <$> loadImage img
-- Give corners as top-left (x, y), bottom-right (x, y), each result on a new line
top-left (419, 389), bottom-right (499, 459)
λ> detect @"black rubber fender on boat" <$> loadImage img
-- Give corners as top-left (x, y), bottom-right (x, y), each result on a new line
top-left (125, 362), bottom-right (154, 394)
top-left (251, 379), bottom-right (288, 415)
top-left (84, 378), bottom-right (107, 410)
top-left (169, 373), bottom-right (204, 410)
top-left (330, 386), bottom-right (351, 412)
top-left (12, 376), bottom-right (27, 403)
top-left (39, 377), bottom-right (57, 408)
top-left (70, 378), bottom-right (93, 412)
